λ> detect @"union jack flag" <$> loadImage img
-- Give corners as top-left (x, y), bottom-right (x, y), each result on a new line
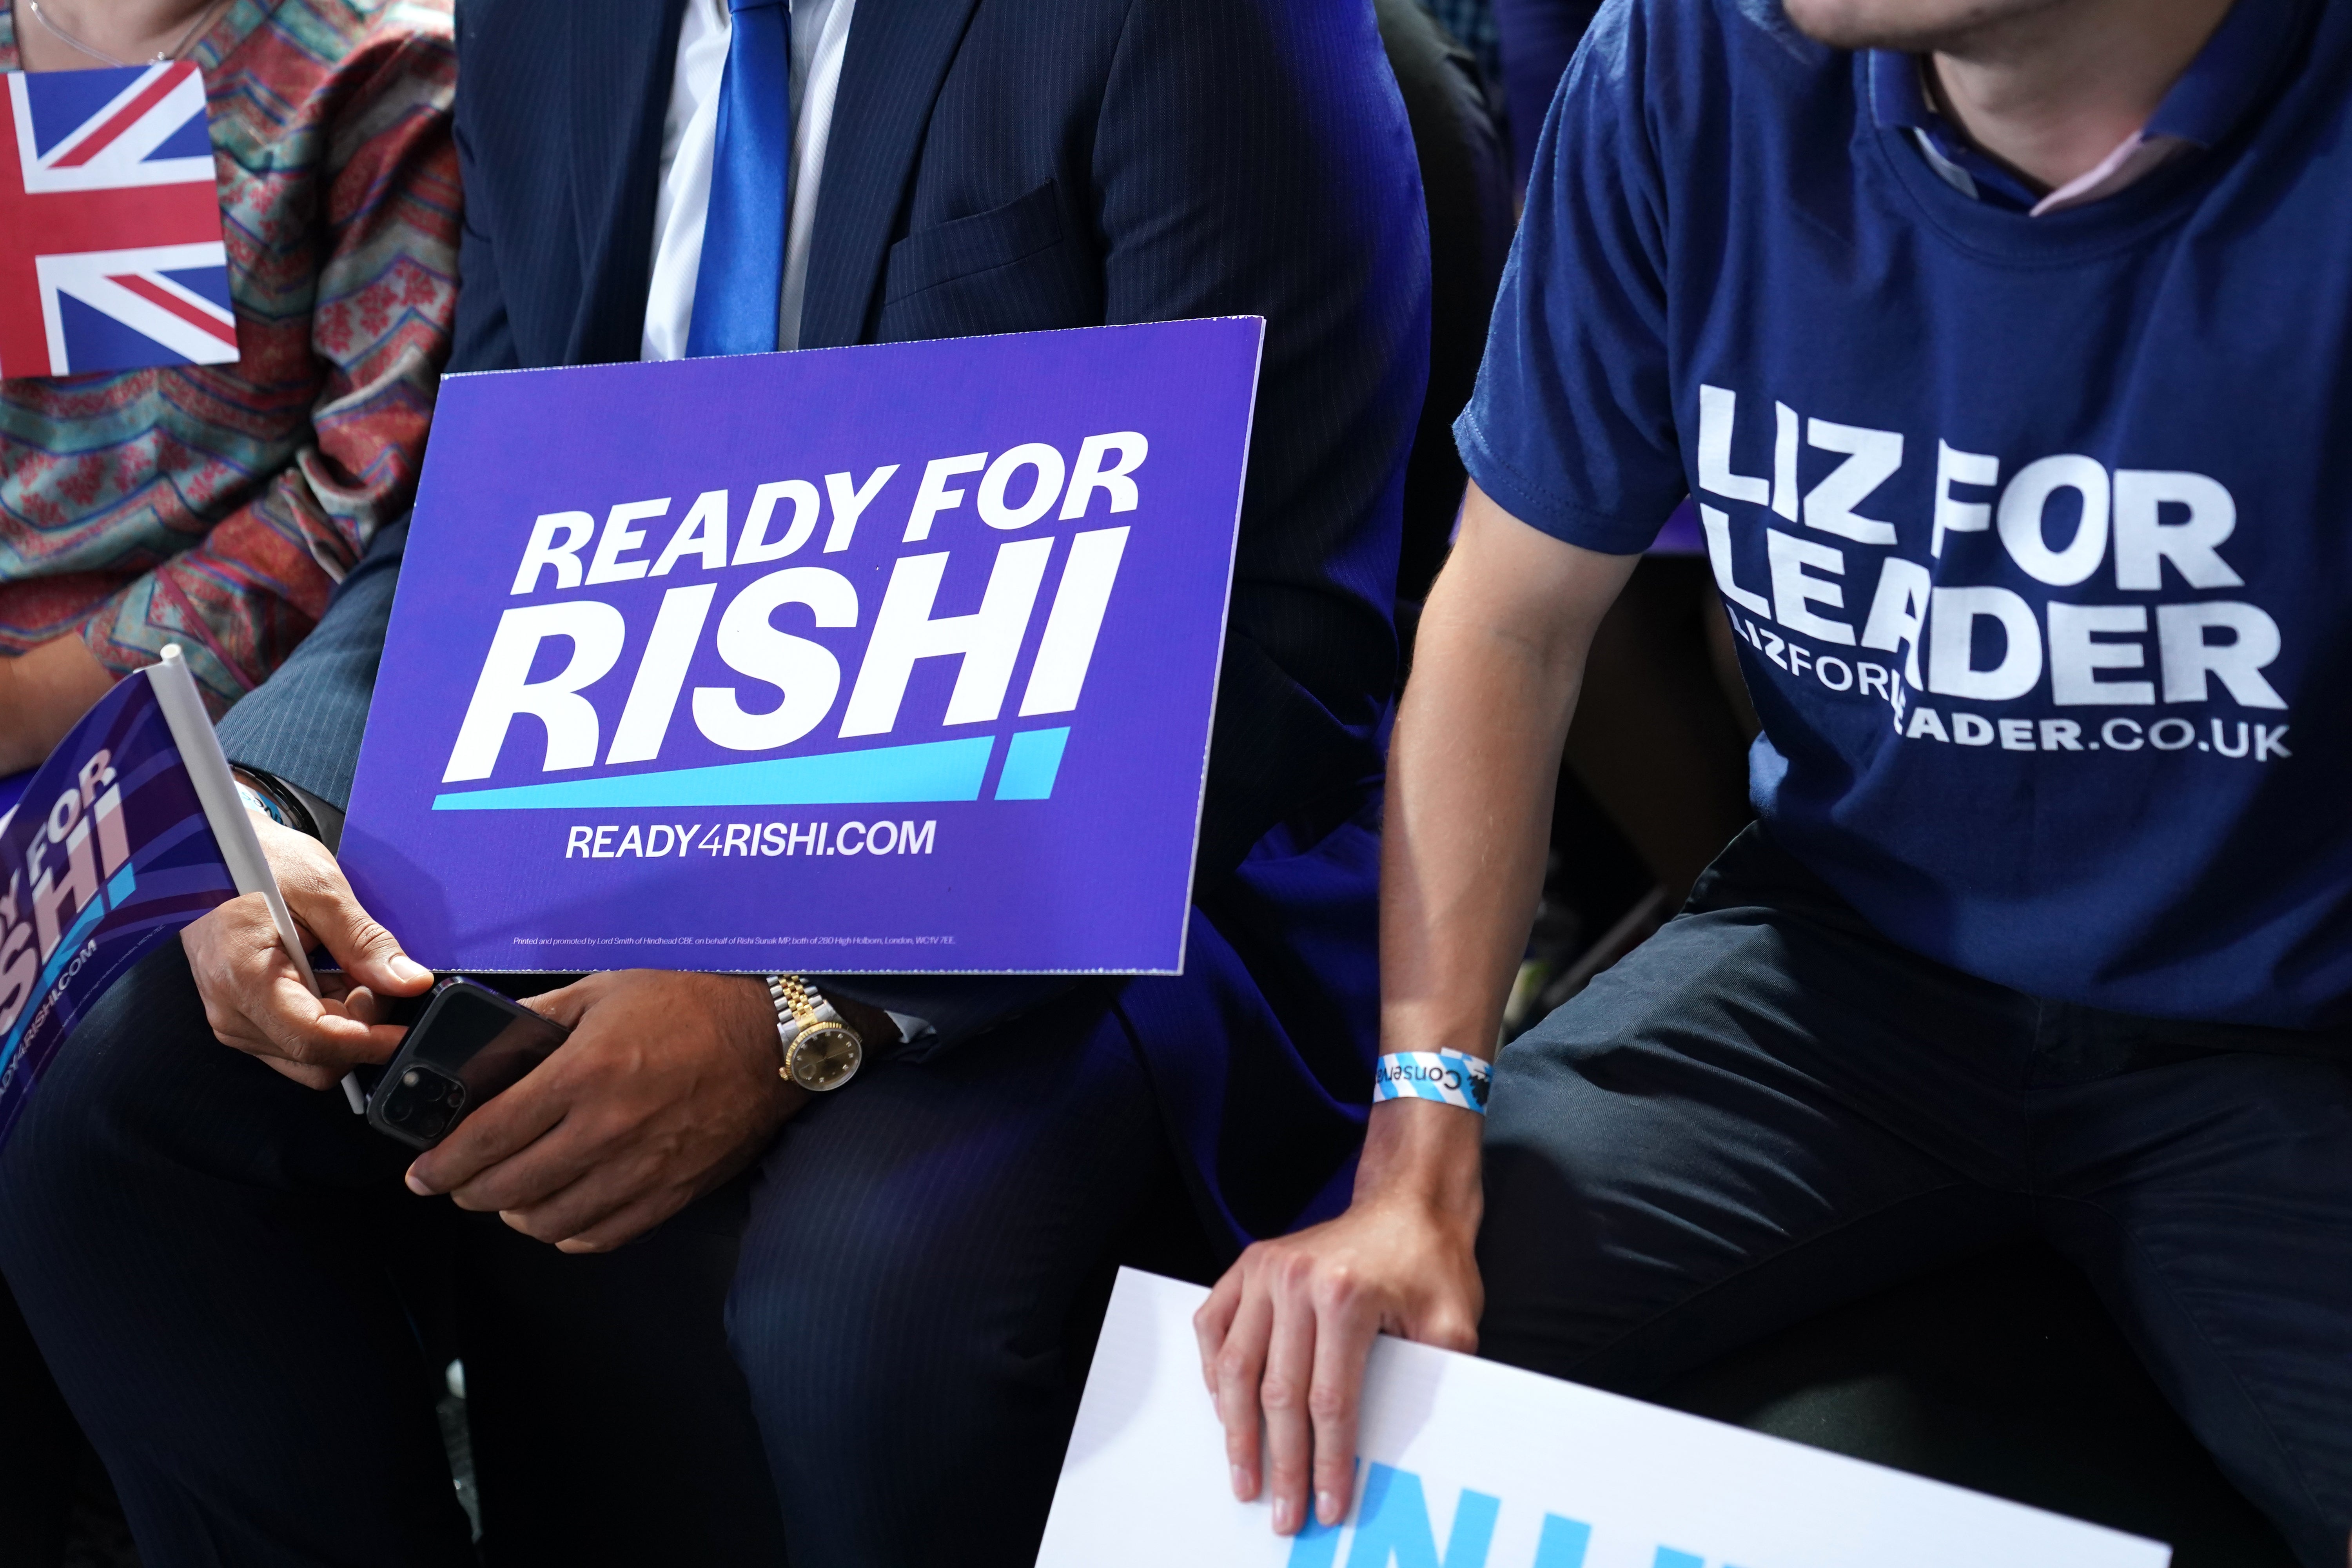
top-left (0, 62), bottom-right (239, 380)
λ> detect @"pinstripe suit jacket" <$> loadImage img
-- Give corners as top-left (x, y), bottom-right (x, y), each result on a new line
top-left (224, 0), bottom-right (1430, 1244)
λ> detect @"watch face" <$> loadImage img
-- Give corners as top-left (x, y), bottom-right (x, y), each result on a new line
top-left (787, 1023), bottom-right (862, 1092)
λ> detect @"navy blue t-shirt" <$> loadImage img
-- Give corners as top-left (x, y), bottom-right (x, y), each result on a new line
top-left (1457, 0), bottom-right (2352, 1027)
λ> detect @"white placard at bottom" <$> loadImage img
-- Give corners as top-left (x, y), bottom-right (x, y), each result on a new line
top-left (1036, 1269), bottom-right (2171, 1568)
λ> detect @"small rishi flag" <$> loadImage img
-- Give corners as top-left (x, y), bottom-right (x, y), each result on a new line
top-left (0, 649), bottom-right (260, 1149)
top-left (0, 61), bottom-right (239, 379)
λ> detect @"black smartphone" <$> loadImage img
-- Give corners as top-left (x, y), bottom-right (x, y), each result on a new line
top-left (366, 977), bottom-right (570, 1150)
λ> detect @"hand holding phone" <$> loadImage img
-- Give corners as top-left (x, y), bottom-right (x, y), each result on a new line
top-left (367, 978), bottom-right (570, 1150)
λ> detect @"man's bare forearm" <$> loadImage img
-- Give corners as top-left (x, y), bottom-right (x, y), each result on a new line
top-left (1381, 592), bottom-right (1586, 1057)
top-left (1197, 491), bottom-right (1635, 1533)
top-left (1366, 485), bottom-right (1639, 1198)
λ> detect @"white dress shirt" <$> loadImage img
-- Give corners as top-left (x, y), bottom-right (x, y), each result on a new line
top-left (639, 0), bottom-right (935, 1044)
top-left (641, 0), bottom-right (857, 361)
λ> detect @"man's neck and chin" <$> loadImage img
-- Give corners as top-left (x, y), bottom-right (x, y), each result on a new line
top-left (1783, 0), bottom-right (2239, 191)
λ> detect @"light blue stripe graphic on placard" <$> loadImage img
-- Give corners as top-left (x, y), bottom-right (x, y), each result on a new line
top-left (1533, 1515), bottom-right (1594, 1568)
top-left (432, 736), bottom-right (996, 812)
top-left (993, 728), bottom-right (1071, 801)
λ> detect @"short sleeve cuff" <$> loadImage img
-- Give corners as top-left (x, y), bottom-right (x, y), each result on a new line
top-left (1453, 406), bottom-right (1676, 556)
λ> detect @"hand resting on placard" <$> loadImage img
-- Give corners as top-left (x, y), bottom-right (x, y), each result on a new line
top-left (1193, 1105), bottom-right (1485, 1535)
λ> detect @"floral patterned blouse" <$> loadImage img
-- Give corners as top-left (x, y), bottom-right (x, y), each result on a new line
top-left (0, 0), bottom-right (459, 712)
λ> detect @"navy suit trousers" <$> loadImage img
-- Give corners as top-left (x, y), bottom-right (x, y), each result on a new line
top-left (1480, 826), bottom-right (2352, 1568)
top-left (0, 947), bottom-right (1205, 1568)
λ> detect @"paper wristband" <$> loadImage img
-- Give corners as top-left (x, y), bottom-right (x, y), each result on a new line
top-left (235, 782), bottom-right (287, 827)
top-left (1372, 1051), bottom-right (1492, 1114)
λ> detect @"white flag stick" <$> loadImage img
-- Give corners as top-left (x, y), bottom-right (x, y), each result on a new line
top-left (150, 646), bottom-right (368, 1114)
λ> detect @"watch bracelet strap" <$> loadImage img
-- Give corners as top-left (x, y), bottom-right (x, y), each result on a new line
top-left (767, 974), bottom-right (842, 1031)
top-left (1372, 1050), bottom-right (1492, 1113)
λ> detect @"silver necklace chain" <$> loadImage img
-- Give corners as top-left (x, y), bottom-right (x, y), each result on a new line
top-left (21, 0), bottom-right (229, 68)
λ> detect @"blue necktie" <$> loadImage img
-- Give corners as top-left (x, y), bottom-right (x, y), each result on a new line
top-left (687, 0), bottom-right (793, 356)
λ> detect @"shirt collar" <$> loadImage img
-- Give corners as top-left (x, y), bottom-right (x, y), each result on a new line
top-left (1866, 0), bottom-right (2308, 211)
top-left (2143, 0), bottom-right (2304, 148)
top-left (1864, 44), bottom-right (1936, 138)
top-left (1866, 52), bottom-right (2038, 208)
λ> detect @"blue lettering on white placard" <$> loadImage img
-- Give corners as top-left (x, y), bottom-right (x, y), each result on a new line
top-left (1287, 1463), bottom-right (1740, 1568)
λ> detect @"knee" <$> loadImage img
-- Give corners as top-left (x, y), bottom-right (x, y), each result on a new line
top-left (1482, 1028), bottom-right (1655, 1229)
top-left (726, 1157), bottom-right (1033, 1426)
top-left (727, 1182), bottom-right (949, 1399)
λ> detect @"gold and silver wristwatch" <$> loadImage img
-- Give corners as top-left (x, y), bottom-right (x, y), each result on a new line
top-left (766, 975), bottom-right (864, 1092)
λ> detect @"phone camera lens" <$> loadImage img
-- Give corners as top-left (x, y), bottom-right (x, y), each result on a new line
top-left (379, 1065), bottom-right (465, 1142)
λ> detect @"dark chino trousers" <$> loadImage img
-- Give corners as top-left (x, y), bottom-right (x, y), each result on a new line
top-left (1479, 825), bottom-right (2352, 1568)
top-left (0, 946), bottom-right (1204, 1568)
